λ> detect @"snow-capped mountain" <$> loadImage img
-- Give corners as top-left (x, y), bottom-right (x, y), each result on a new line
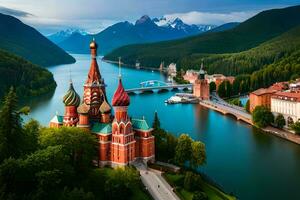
top-left (57, 15), bottom-right (219, 54)
top-left (153, 17), bottom-right (216, 33)
top-left (47, 28), bottom-right (87, 43)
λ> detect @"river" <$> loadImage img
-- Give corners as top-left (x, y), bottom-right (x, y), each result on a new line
top-left (24, 54), bottom-right (300, 200)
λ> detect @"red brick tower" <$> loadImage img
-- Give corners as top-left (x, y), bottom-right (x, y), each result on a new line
top-left (111, 77), bottom-right (136, 166)
top-left (82, 39), bottom-right (108, 121)
top-left (63, 81), bottom-right (80, 126)
top-left (193, 63), bottom-right (210, 100)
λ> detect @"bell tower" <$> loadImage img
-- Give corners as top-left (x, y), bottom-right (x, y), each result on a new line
top-left (193, 63), bottom-right (210, 100)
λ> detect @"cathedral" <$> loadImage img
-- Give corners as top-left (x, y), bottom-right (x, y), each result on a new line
top-left (49, 40), bottom-right (155, 167)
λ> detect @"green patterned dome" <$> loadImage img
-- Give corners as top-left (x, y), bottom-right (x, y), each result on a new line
top-left (63, 82), bottom-right (80, 107)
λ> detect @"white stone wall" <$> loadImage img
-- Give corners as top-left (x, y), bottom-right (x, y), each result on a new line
top-left (271, 97), bottom-right (300, 125)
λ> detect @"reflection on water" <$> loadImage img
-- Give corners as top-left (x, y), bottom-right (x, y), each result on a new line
top-left (24, 54), bottom-right (300, 200)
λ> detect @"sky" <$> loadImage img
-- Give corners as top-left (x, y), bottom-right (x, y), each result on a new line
top-left (0, 0), bottom-right (300, 35)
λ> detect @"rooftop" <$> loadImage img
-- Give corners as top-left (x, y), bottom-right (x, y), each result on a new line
top-left (92, 123), bottom-right (112, 134)
top-left (272, 91), bottom-right (300, 102)
top-left (132, 118), bottom-right (152, 131)
top-left (251, 88), bottom-right (278, 96)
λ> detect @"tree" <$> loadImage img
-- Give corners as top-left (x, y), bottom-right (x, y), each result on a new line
top-left (291, 121), bottom-right (300, 134)
top-left (175, 134), bottom-right (192, 166)
top-left (104, 167), bottom-right (139, 200)
top-left (245, 99), bottom-right (250, 113)
top-left (152, 111), bottom-right (161, 130)
top-left (0, 87), bottom-right (25, 162)
top-left (39, 127), bottom-right (97, 173)
top-left (184, 171), bottom-right (193, 191)
top-left (209, 82), bottom-right (216, 92)
top-left (60, 188), bottom-right (95, 200)
top-left (217, 80), bottom-right (232, 98)
top-left (184, 172), bottom-right (202, 192)
top-left (23, 119), bottom-right (40, 154)
top-left (192, 191), bottom-right (208, 200)
top-left (275, 114), bottom-right (286, 129)
top-left (190, 141), bottom-right (206, 169)
top-left (252, 106), bottom-right (274, 128)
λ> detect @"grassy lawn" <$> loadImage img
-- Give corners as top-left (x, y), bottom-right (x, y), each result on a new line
top-left (164, 173), bottom-right (236, 200)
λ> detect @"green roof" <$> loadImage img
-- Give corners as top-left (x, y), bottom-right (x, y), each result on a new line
top-left (50, 115), bottom-right (64, 124)
top-left (92, 123), bottom-right (112, 134)
top-left (132, 118), bottom-right (151, 131)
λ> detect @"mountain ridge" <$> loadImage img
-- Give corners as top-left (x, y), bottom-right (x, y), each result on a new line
top-left (104, 5), bottom-right (300, 70)
top-left (55, 15), bottom-right (216, 55)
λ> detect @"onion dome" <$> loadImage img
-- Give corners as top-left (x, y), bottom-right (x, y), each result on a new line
top-left (112, 79), bottom-right (130, 106)
top-left (63, 82), bottom-right (80, 107)
top-left (100, 99), bottom-right (111, 113)
top-left (77, 103), bottom-right (90, 114)
top-left (90, 38), bottom-right (98, 49)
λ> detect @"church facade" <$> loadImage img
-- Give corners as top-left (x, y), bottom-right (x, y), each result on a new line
top-left (50, 40), bottom-right (155, 167)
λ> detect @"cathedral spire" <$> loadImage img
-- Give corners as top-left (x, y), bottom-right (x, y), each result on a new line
top-left (86, 39), bottom-right (101, 85)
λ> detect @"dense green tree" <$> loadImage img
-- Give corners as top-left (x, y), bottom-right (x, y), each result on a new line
top-left (184, 171), bottom-right (194, 191)
top-left (192, 191), bottom-right (208, 200)
top-left (291, 121), bottom-right (300, 134)
top-left (245, 100), bottom-right (250, 113)
top-left (175, 134), bottom-right (192, 166)
top-left (39, 127), bottom-right (97, 172)
top-left (275, 114), bottom-right (286, 129)
top-left (217, 80), bottom-right (232, 98)
top-left (184, 172), bottom-right (203, 192)
top-left (60, 188), bottom-right (95, 200)
top-left (23, 119), bottom-right (40, 154)
top-left (252, 106), bottom-right (274, 128)
top-left (0, 145), bottom-right (70, 199)
top-left (0, 87), bottom-right (26, 162)
top-left (209, 82), bottom-right (216, 92)
top-left (152, 111), bottom-right (161, 130)
top-left (104, 167), bottom-right (139, 200)
top-left (190, 141), bottom-right (206, 169)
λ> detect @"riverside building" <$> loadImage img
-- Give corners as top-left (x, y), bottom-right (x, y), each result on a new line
top-left (193, 64), bottom-right (210, 100)
top-left (49, 40), bottom-right (155, 167)
top-left (271, 90), bottom-right (300, 127)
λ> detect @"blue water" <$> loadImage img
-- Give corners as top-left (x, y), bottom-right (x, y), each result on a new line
top-left (25, 54), bottom-right (300, 200)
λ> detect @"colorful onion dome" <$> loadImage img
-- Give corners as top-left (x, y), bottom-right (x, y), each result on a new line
top-left (100, 98), bottom-right (111, 113)
top-left (63, 82), bottom-right (80, 107)
top-left (112, 79), bottom-right (130, 106)
top-left (90, 38), bottom-right (98, 49)
top-left (77, 102), bottom-right (90, 114)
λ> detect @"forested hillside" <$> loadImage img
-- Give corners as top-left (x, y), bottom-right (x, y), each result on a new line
top-left (104, 5), bottom-right (300, 70)
top-left (0, 50), bottom-right (56, 99)
top-left (0, 13), bottom-right (75, 66)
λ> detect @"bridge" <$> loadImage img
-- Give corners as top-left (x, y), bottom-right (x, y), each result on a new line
top-left (199, 100), bottom-right (253, 125)
top-left (126, 80), bottom-right (192, 94)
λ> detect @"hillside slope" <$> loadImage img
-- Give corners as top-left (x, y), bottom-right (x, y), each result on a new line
top-left (0, 50), bottom-right (56, 98)
top-left (104, 5), bottom-right (300, 69)
top-left (0, 13), bottom-right (75, 67)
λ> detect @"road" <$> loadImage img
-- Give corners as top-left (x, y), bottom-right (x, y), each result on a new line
top-left (134, 162), bottom-right (180, 200)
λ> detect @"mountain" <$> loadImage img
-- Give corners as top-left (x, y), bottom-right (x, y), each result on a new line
top-left (47, 28), bottom-right (87, 44)
top-left (0, 13), bottom-right (75, 67)
top-left (209, 22), bottom-right (240, 33)
top-left (104, 5), bottom-right (300, 70)
top-left (58, 15), bottom-right (215, 55)
top-left (0, 49), bottom-right (56, 99)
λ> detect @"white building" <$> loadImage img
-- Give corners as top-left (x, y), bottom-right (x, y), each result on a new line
top-left (271, 91), bottom-right (300, 127)
top-left (167, 63), bottom-right (177, 77)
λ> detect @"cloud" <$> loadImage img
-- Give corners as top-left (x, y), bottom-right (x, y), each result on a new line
top-left (0, 6), bottom-right (33, 17)
top-left (163, 10), bottom-right (259, 25)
